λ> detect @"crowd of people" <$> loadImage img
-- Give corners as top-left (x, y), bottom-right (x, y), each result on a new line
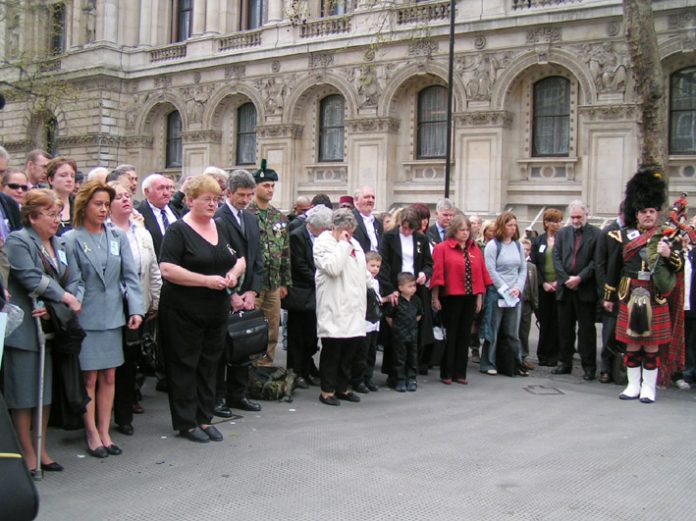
top-left (0, 144), bottom-right (694, 477)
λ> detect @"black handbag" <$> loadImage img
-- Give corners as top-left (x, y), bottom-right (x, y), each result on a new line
top-left (226, 309), bottom-right (269, 364)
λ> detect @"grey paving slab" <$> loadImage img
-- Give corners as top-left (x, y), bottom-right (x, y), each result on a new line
top-left (32, 354), bottom-right (696, 521)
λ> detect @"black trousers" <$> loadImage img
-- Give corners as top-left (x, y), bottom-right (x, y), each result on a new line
top-left (320, 337), bottom-right (361, 394)
top-left (363, 330), bottom-right (379, 384)
top-left (440, 295), bottom-right (476, 380)
top-left (536, 288), bottom-right (560, 365)
top-left (159, 305), bottom-right (226, 431)
top-left (114, 335), bottom-right (138, 427)
top-left (393, 337), bottom-right (418, 384)
top-left (600, 310), bottom-right (621, 374)
top-left (215, 354), bottom-right (251, 405)
top-left (557, 292), bottom-right (597, 372)
top-left (286, 309), bottom-right (318, 379)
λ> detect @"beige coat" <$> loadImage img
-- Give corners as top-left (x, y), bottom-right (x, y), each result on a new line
top-left (128, 223), bottom-right (162, 312)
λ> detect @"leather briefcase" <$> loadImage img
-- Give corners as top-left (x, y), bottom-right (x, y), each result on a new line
top-left (226, 309), bottom-right (269, 364)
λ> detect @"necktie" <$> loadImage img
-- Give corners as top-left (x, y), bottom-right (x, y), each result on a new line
top-left (236, 210), bottom-right (245, 233)
top-left (570, 228), bottom-right (582, 273)
top-left (161, 208), bottom-right (170, 231)
top-left (440, 228), bottom-right (445, 241)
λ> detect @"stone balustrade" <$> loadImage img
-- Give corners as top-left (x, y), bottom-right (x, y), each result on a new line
top-left (149, 44), bottom-right (187, 63)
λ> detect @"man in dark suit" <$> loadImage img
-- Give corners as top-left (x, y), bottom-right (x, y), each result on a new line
top-left (0, 191), bottom-right (22, 286)
top-left (352, 186), bottom-right (383, 254)
top-left (427, 198), bottom-right (455, 245)
top-left (213, 169), bottom-right (264, 415)
top-left (135, 173), bottom-right (182, 260)
top-left (594, 205), bottom-right (625, 384)
top-left (551, 200), bottom-right (602, 380)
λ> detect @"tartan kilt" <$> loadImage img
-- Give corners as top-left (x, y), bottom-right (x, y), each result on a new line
top-left (616, 278), bottom-right (671, 345)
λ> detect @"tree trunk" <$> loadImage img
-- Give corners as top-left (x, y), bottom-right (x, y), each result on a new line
top-left (623, 0), bottom-right (667, 179)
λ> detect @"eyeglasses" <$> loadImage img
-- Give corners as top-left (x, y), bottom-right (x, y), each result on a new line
top-left (7, 183), bottom-right (29, 191)
top-left (39, 212), bottom-right (62, 221)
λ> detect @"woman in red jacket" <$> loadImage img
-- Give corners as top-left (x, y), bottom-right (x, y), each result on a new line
top-left (431, 214), bottom-right (492, 384)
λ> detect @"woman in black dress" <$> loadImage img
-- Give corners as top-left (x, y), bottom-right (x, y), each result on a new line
top-left (158, 175), bottom-right (246, 443)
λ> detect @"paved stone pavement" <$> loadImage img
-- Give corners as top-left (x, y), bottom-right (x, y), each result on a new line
top-left (31, 342), bottom-right (696, 521)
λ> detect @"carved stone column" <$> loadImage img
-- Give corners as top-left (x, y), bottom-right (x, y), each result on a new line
top-left (255, 124), bottom-right (304, 209)
top-left (205, 0), bottom-right (221, 34)
top-left (138, 0), bottom-right (154, 46)
top-left (101, 0), bottom-right (119, 42)
top-left (267, 0), bottom-right (283, 23)
top-left (192, 0), bottom-right (206, 36)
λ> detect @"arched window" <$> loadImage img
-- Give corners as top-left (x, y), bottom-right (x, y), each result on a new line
top-left (417, 86), bottom-right (447, 159)
top-left (237, 102), bottom-right (257, 165)
top-left (669, 67), bottom-right (696, 155)
top-left (532, 76), bottom-right (570, 157)
top-left (166, 111), bottom-right (182, 168)
top-left (319, 94), bottom-right (345, 162)
top-left (172, 0), bottom-right (192, 42)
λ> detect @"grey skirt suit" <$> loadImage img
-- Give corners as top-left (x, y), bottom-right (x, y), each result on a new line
top-left (3, 228), bottom-right (81, 409)
top-left (64, 226), bottom-right (144, 371)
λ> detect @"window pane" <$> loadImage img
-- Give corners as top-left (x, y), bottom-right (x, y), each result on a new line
top-left (670, 67), bottom-right (696, 154)
top-left (237, 103), bottom-right (257, 165)
top-left (532, 76), bottom-right (570, 157)
top-left (166, 111), bottom-right (182, 168)
top-left (417, 86), bottom-right (447, 159)
top-left (319, 95), bottom-right (345, 162)
top-left (248, 0), bottom-right (264, 29)
top-left (323, 0), bottom-right (347, 16)
top-left (175, 0), bottom-right (192, 42)
top-left (50, 3), bottom-right (65, 55)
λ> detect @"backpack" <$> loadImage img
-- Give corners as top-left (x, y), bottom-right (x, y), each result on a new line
top-left (248, 366), bottom-right (297, 402)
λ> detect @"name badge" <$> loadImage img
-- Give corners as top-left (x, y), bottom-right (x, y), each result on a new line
top-left (638, 271), bottom-right (651, 281)
top-left (110, 240), bottom-right (120, 256)
top-left (539, 245), bottom-right (546, 253)
top-left (58, 250), bottom-right (68, 265)
top-left (627, 229), bottom-right (640, 240)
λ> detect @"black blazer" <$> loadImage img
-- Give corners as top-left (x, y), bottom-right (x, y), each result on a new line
top-left (0, 193), bottom-right (21, 231)
top-left (214, 204), bottom-right (263, 295)
top-left (427, 223), bottom-right (445, 245)
top-left (352, 208), bottom-right (383, 255)
top-left (135, 200), bottom-right (183, 260)
top-left (378, 228), bottom-right (433, 295)
top-left (552, 223), bottom-right (601, 302)
top-left (289, 225), bottom-right (315, 289)
top-left (594, 219), bottom-right (622, 301)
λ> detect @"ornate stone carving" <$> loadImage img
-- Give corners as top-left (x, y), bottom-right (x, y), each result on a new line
top-left (526, 27), bottom-right (561, 44)
top-left (454, 111), bottom-right (513, 128)
top-left (581, 41), bottom-right (627, 93)
top-left (309, 53), bottom-right (334, 69)
top-left (182, 84), bottom-right (213, 124)
top-left (224, 65), bottom-right (246, 80)
top-left (344, 117), bottom-right (400, 133)
top-left (578, 104), bottom-right (636, 121)
top-left (256, 124), bottom-right (303, 139)
top-left (124, 135), bottom-right (155, 148)
top-left (668, 10), bottom-right (696, 30)
top-left (457, 52), bottom-right (512, 101)
top-left (474, 36), bottom-right (486, 50)
top-left (607, 21), bottom-right (620, 37)
top-left (255, 78), bottom-right (288, 117)
top-left (181, 129), bottom-right (222, 143)
top-left (272, 60), bottom-right (281, 73)
top-left (154, 76), bottom-right (172, 89)
top-left (408, 38), bottom-right (438, 57)
top-left (59, 133), bottom-right (126, 146)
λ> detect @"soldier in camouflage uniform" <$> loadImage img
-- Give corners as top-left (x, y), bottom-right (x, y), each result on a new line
top-left (247, 160), bottom-right (292, 366)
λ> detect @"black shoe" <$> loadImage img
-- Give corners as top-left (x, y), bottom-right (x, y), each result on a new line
top-left (295, 376), bottom-right (309, 389)
top-left (418, 368), bottom-right (429, 376)
top-left (180, 426), bottom-right (210, 443)
top-left (105, 444), bottom-right (122, 456)
top-left (213, 403), bottom-right (235, 418)
top-left (87, 445), bottom-right (109, 458)
top-left (407, 381), bottom-right (417, 392)
top-left (353, 382), bottom-right (370, 394)
top-left (599, 372), bottom-right (611, 384)
top-left (305, 375), bottom-right (319, 386)
top-left (319, 394), bottom-right (340, 406)
top-left (228, 397), bottom-right (262, 412)
top-left (201, 425), bottom-right (223, 442)
top-left (41, 461), bottom-right (64, 472)
top-left (516, 368), bottom-right (529, 377)
top-left (583, 371), bottom-right (596, 381)
top-left (116, 424), bottom-right (134, 436)
top-left (155, 379), bottom-right (169, 393)
top-left (365, 381), bottom-right (379, 392)
top-left (336, 392), bottom-right (360, 402)
top-left (395, 383), bottom-right (407, 393)
top-left (551, 365), bottom-right (572, 375)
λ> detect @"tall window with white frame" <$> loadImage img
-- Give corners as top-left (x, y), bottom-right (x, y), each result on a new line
top-left (532, 76), bottom-right (570, 157)
top-left (242, 0), bottom-right (265, 30)
top-left (322, 0), bottom-right (349, 16)
top-left (669, 67), bottom-right (696, 155)
top-left (237, 103), bottom-right (257, 166)
top-left (318, 95), bottom-right (345, 162)
top-left (166, 111), bottom-right (183, 169)
top-left (49, 2), bottom-right (66, 56)
top-left (417, 86), bottom-right (447, 159)
top-left (172, 0), bottom-right (192, 42)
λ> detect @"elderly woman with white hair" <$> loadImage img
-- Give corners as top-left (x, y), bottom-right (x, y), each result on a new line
top-left (313, 208), bottom-right (374, 406)
top-left (284, 204), bottom-right (334, 388)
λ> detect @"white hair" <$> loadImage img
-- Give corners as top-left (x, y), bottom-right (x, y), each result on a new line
top-left (567, 199), bottom-right (589, 215)
top-left (141, 173), bottom-right (166, 192)
top-left (87, 166), bottom-right (109, 181)
top-left (203, 166), bottom-right (228, 178)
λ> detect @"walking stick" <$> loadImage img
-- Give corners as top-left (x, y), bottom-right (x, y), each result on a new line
top-left (32, 298), bottom-right (47, 482)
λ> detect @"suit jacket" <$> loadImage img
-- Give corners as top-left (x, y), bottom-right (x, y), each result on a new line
top-left (378, 228), bottom-right (433, 295)
top-left (428, 223), bottom-right (445, 245)
top-left (0, 192), bottom-right (21, 232)
top-left (5, 227), bottom-right (81, 351)
top-left (65, 226), bottom-right (145, 330)
top-left (289, 225), bottom-right (316, 289)
top-left (552, 223), bottom-right (601, 302)
top-left (214, 203), bottom-right (263, 295)
top-left (129, 223), bottom-right (162, 312)
top-left (352, 208), bottom-right (383, 255)
top-left (594, 219), bottom-right (622, 302)
top-left (135, 200), bottom-right (183, 260)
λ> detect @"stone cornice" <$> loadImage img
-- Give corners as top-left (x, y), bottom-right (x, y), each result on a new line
top-left (123, 135), bottom-right (155, 147)
top-left (344, 117), bottom-right (400, 133)
top-left (59, 133), bottom-right (127, 146)
top-left (180, 129), bottom-right (223, 143)
top-left (454, 111), bottom-right (513, 128)
top-left (577, 104), bottom-right (637, 121)
top-left (256, 124), bottom-right (303, 139)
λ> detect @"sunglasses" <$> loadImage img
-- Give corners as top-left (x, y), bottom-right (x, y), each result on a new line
top-left (6, 183), bottom-right (29, 191)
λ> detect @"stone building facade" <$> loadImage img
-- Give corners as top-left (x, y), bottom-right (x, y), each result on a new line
top-left (0, 0), bottom-right (694, 221)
